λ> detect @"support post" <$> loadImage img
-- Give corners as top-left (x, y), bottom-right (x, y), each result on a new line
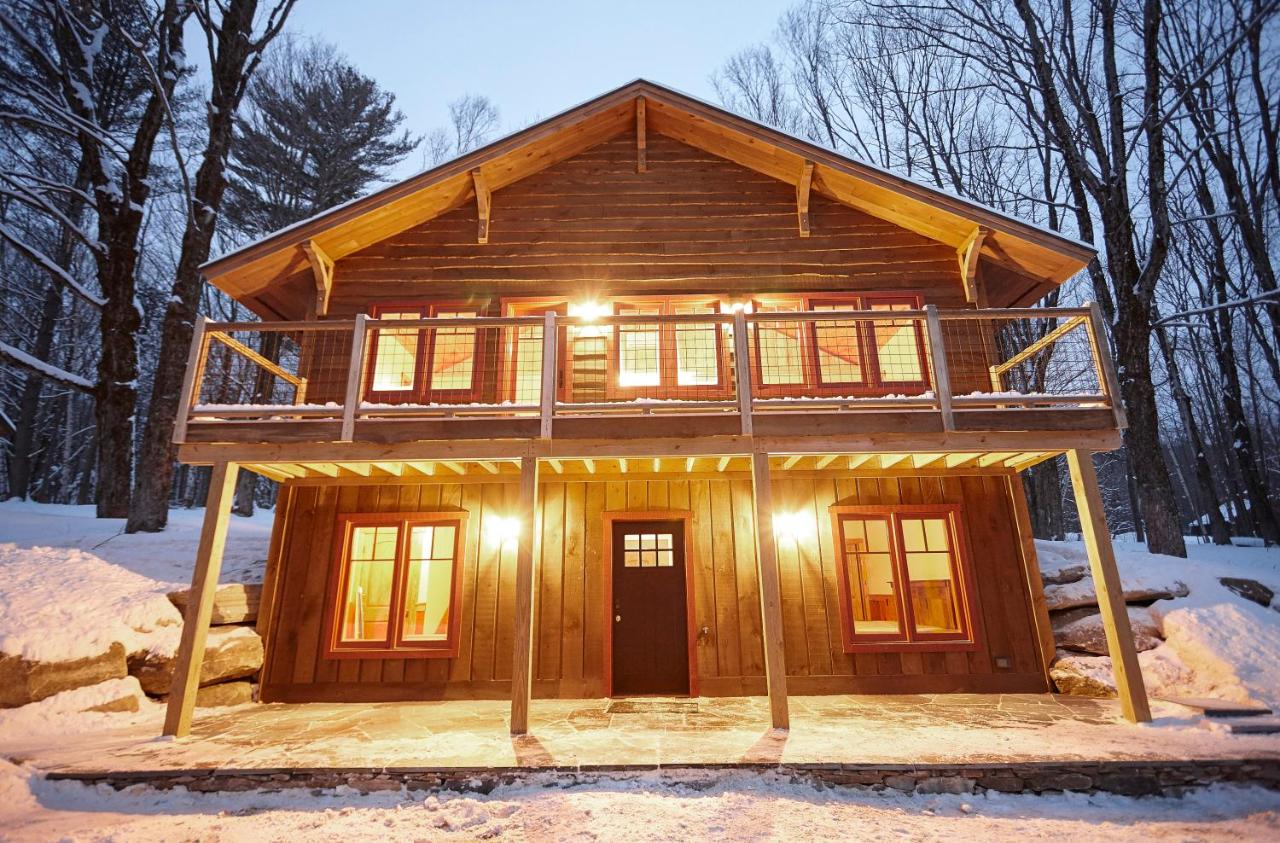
top-left (1066, 449), bottom-right (1152, 723)
top-left (510, 454), bottom-right (541, 734)
top-left (540, 311), bottom-right (557, 439)
top-left (749, 451), bottom-right (790, 729)
top-left (172, 315), bottom-right (207, 445)
top-left (163, 462), bottom-right (240, 737)
top-left (732, 310), bottom-right (753, 435)
top-left (341, 314), bottom-right (367, 441)
top-left (923, 305), bottom-right (953, 430)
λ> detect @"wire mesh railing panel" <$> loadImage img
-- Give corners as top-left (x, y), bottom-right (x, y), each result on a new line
top-left (358, 318), bottom-right (543, 413)
top-left (554, 315), bottom-right (738, 409)
top-left (939, 313), bottom-right (1105, 405)
top-left (745, 312), bottom-right (934, 402)
top-left (191, 324), bottom-right (352, 419)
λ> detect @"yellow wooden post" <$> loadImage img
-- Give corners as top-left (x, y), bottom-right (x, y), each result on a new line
top-left (509, 454), bottom-right (541, 734)
top-left (1066, 449), bottom-right (1152, 723)
top-left (749, 451), bottom-right (790, 729)
top-left (163, 462), bottom-right (240, 737)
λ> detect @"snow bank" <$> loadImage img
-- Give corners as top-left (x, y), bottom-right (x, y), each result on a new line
top-left (0, 678), bottom-right (153, 738)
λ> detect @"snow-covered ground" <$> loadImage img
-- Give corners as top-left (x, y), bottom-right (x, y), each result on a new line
top-left (2, 501), bottom-right (1279, 839)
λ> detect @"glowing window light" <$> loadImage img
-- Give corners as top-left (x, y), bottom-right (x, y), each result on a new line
top-left (568, 301), bottom-right (613, 322)
top-left (720, 300), bottom-right (754, 314)
top-left (773, 511), bottom-right (813, 542)
top-left (485, 514), bottom-right (521, 545)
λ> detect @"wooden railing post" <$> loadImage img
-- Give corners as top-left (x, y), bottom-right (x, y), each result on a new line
top-left (1085, 301), bottom-right (1128, 429)
top-left (1066, 449), bottom-right (1151, 723)
top-left (924, 305), bottom-right (954, 430)
top-left (172, 315), bottom-right (207, 445)
top-left (341, 314), bottom-right (368, 442)
top-left (733, 310), bottom-right (753, 436)
top-left (163, 461), bottom-right (239, 737)
top-left (540, 311), bottom-right (557, 439)
top-left (510, 454), bottom-right (541, 734)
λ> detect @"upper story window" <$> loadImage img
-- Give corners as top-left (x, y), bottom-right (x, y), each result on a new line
top-left (328, 513), bottom-right (466, 658)
top-left (366, 304), bottom-right (481, 403)
top-left (829, 505), bottom-right (977, 651)
top-left (612, 298), bottom-right (724, 396)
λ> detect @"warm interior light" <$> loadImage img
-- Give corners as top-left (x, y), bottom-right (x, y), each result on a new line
top-left (486, 514), bottom-right (521, 545)
top-left (773, 512), bottom-right (813, 542)
top-left (569, 301), bottom-right (612, 322)
top-left (720, 300), bottom-right (753, 314)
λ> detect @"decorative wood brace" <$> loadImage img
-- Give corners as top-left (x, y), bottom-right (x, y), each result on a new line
top-left (636, 97), bottom-right (647, 173)
top-left (301, 240), bottom-right (334, 317)
top-left (473, 168), bottom-right (491, 244)
top-left (958, 226), bottom-right (989, 305)
top-left (797, 160), bottom-right (814, 237)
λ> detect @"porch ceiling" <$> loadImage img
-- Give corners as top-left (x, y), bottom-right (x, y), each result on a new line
top-left (239, 450), bottom-right (1060, 484)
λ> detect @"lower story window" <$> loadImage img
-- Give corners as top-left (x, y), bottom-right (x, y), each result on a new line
top-left (329, 513), bottom-right (466, 658)
top-left (831, 505), bottom-right (975, 650)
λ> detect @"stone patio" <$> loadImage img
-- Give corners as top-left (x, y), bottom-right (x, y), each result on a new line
top-left (9, 694), bottom-right (1280, 780)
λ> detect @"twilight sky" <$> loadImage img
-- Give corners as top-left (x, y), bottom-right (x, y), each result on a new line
top-left (278, 0), bottom-right (791, 177)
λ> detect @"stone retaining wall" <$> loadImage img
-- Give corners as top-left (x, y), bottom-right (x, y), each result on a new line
top-left (47, 758), bottom-right (1280, 798)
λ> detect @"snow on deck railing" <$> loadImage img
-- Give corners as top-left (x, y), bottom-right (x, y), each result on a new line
top-left (174, 304), bottom-right (1123, 443)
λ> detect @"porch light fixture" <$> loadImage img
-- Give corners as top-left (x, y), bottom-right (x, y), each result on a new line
top-left (773, 511), bottom-right (813, 542)
top-left (569, 300), bottom-right (612, 322)
top-left (486, 514), bottom-right (521, 545)
top-left (720, 299), bottom-right (753, 314)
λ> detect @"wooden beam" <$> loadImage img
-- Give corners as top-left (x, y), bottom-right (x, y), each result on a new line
top-left (618, 458), bottom-right (628, 474)
top-left (163, 462), bottom-right (239, 737)
top-left (924, 304), bottom-right (954, 430)
top-left (473, 168), bottom-right (491, 244)
top-left (782, 455), bottom-right (804, 470)
top-left (749, 452), bottom-right (790, 729)
top-left (547, 458), bottom-right (563, 474)
top-left (958, 226), bottom-right (989, 305)
top-left (848, 454), bottom-right (875, 470)
top-left (635, 96), bottom-right (647, 173)
top-left (340, 314), bottom-right (367, 442)
top-left (301, 240), bottom-right (335, 317)
top-left (796, 160), bottom-right (814, 237)
top-left (814, 454), bottom-right (838, 470)
top-left (1066, 449), bottom-right (1152, 723)
top-left (172, 315), bottom-right (207, 445)
top-left (509, 455), bottom-right (541, 734)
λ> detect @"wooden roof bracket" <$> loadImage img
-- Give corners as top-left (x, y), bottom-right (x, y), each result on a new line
top-left (958, 226), bottom-right (989, 305)
top-left (300, 239), bottom-right (334, 317)
top-left (473, 168), bottom-right (491, 244)
top-left (797, 160), bottom-right (814, 237)
top-left (636, 96), bottom-right (647, 173)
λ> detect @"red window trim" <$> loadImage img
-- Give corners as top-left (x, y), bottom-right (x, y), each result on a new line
top-left (828, 504), bottom-right (981, 654)
top-left (365, 302), bottom-right (486, 405)
top-left (322, 511), bottom-right (468, 660)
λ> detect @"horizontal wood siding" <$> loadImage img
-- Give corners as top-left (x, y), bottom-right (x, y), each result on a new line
top-left (260, 473), bottom-right (1047, 702)
top-left (327, 132), bottom-right (968, 313)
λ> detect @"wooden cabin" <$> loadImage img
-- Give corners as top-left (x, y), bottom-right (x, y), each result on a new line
top-left (163, 80), bottom-right (1150, 738)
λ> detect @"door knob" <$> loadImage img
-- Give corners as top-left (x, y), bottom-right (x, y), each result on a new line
top-left (615, 615), bottom-right (622, 622)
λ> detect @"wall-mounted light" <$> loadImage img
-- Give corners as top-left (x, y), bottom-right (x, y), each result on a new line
top-left (773, 511), bottom-right (812, 542)
top-left (486, 514), bottom-right (521, 545)
top-left (720, 299), bottom-right (754, 314)
top-left (569, 300), bottom-right (612, 322)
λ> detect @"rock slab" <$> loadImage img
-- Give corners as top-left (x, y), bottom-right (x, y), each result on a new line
top-left (129, 626), bottom-right (264, 696)
top-left (160, 680), bottom-right (254, 709)
top-left (0, 642), bottom-right (127, 708)
top-left (167, 583), bottom-right (262, 625)
top-left (1052, 606), bottom-right (1163, 655)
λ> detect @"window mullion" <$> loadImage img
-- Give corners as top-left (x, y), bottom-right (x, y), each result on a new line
top-left (387, 519), bottom-right (411, 649)
top-left (889, 514), bottom-right (919, 643)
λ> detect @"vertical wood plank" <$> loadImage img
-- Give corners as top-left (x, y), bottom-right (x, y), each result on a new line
top-left (690, 480), bottom-right (718, 680)
top-left (1067, 450), bottom-right (1151, 723)
top-left (582, 480), bottom-right (607, 693)
top-left (730, 478), bottom-right (765, 677)
top-left (537, 482), bottom-right (565, 682)
top-left (163, 462), bottom-right (239, 737)
top-left (709, 479), bottom-right (742, 679)
top-left (510, 456), bottom-right (541, 735)
top-left (749, 452), bottom-right (790, 729)
top-left (561, 481), bottom-right (586, 689)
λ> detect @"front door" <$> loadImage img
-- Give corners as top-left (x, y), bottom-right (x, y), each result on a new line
top-left (610, 520), bottom-right (690, 695)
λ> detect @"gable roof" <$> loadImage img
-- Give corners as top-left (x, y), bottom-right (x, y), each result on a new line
top-left (204, 79), bottom-right (1094, 318)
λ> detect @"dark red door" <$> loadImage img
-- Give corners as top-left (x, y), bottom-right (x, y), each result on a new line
top-left (611, 520), bottom-right (689, 696)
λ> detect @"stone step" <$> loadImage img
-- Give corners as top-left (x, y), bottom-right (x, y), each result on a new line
top-left (168, 583), bottom-right (261, 625)
top-left (1161, 696), bottom-right (1273, 718)
top-left (1224, 717), bottom-right (1280, 735)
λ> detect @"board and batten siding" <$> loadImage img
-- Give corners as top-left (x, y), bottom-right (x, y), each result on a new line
top-left (258, 474), bottom-right (1050, 703)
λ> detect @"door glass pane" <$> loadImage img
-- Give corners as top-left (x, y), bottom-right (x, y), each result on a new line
top-left (871, 302), bottom-right (923, 383)
top-left (673, 302), bottom-right (719, 386)
top-left (428, 311), bottom-right (477, 391)
top-left (841, 517), bottom-right (901, 636)
top-left (617, 305), bottom-right (661, 387)
top-left (622, 531), bottom-right (674, 569)
top-left (813, 304), bottom-right (864, 384)
top-left (370, 311), bottom-right (419, 392)
top-left (341, 525), bottom-right (398, 642)
top-left (402, 524), bottom-right (457, 641)
top-left (902, 517), bottom-right (961, 634)
top-left (755, 303), bottom-right (805, 385)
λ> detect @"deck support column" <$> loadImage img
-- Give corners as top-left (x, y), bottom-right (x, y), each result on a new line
top-left (1066, 449), bottom-right (1152, 723)
top-left (749, 451), bottom-right (790, 729)
top-left (510, 454), bottom-right (541, 735)
top-left (163, 461), bottom-right (240, 737)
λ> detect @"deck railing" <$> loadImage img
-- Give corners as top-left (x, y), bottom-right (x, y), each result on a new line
top-left (175, 303), bottom-right (1125, 443)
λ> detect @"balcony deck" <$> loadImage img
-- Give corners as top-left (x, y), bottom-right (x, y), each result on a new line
top-left (174, 305), bottom-right (1124, 474)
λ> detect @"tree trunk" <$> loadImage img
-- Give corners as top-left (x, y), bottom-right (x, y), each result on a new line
top-left (1023, 458), bottom-right (1065, 540)
top-left (232, 470), bottom-right (256, 517)
top-left (7, 284), bottom-right (63, 499)
top-left (92, 247), bottom-right (141, 517)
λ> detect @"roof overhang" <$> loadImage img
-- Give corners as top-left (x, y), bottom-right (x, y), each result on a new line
top-left (203, 80), bottom-right (1095, 318)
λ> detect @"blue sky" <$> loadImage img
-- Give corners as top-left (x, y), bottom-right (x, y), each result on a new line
top-left (280, 0), bottom-right (791, 176)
